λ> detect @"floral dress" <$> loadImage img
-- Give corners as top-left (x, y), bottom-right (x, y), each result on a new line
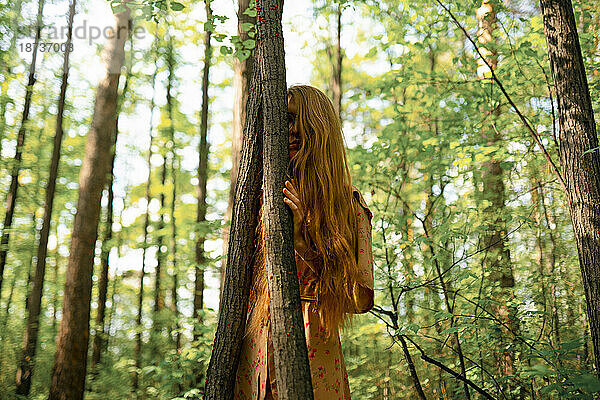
top-left (233, 187), bottom-right (374, 400)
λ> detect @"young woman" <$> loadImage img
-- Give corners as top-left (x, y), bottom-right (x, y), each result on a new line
top-left (234, 85), bottom-right (374, 400)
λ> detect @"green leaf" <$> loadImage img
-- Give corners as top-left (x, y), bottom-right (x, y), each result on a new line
top-left (365, 47), bottom-right (377, 58)
top-left (243, 39), bottom-right (256, 49)
top-left (170, 1), bottom-right (185, 11)
top-left (241, 22), bottom-right (255, 32)
top-left (204, 21), bottom-right (216, 32)
top-left (243, 8), bottom-right (257, 17)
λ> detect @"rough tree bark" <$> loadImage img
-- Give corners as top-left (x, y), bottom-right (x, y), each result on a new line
top-left (0, 0), bottom-right (45, 296)
top-left (15, 0), bottom-right (75, 394)
top-left (91, 58), bottom-right (130, 370)
top-left (221, 0), bottom-right (256, 296)
top-left (194, 0), bottom-right (212, 340)
top-left (48, 6), bottom-right (130, 399)
top-left (259, 0), bottom-right (313, 396)
top-left (206, 2), bottom-right (312, 397)
top-left (90, 124), bottom-right (116, 371)
top-left (204, 69), bottom-right (263, 400)
top-left (540, 0), bottom-right (600, 377)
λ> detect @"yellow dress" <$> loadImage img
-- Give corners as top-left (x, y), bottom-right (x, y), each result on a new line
top-left (233, 187), bottom-right (374, 400)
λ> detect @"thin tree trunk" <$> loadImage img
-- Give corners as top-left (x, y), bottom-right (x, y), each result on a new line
top-left (476, 1), bottom-right (520, 392)
top-left (106, 212), bottom-right (123, 351)
top-left (539, 183), bottom-right (561, 348)
top-left (0, 269), bottom-right (17, 341)
top-left (531, 181), bottom-right (549, 317)
top-left (194, 0), bottom-right (212, 342)
top-left (24, 209), bottom-right (38, 312)
top-left (0, 0), bottom-right (25, 163)
top-left (380, 197), bottom-right (426, 399)
top-left (539, 0), bottom-right (600, 377)
top-left (105, 268), bottom-right (119, 351)
top-left (48, 6), bottom-right (130, 399)
top-left (259, 0), bottom-right (313, 397)
top-left (154, 36), bottom-right (168, 319)
top-left (164, 33), bottom-right (181, 351)
top-left (154, 158), bottom-right (166, 321)
top-left (133, 256), bottom-right (146, 398)
top-left (222, 0), bottom-right (255, 296)
top-left (51, 223), bottom-right (60, 339)
top-left (15, 1), bottom-right (75, 393)
top-left (398, 335), bottom-right (427, 400)
top-left (90, 116), bottom-right (118, 372)
top-left (133, 38), bottom-right (158, 397)
top-left (331, 1), bottom-right (342, 118)
top-left (0, 0), bottom-right (45, 296)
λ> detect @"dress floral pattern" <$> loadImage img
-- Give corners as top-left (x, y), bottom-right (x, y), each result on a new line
top-left (234, 187), bottom-right (374, 400)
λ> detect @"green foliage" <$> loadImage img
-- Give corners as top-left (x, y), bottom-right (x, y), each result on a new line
top-left (1, 0), bottom-right (600, 398)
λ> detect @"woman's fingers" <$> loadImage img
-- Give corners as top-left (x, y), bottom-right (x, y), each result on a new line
top-left (283, 181), bottom-right (303, 222)
top-left (283, 188), bottom-right (300, 208)
top-left (283, 191), bottom-right (302, 218)
top-left (286, 179), bottom-right (300, 199)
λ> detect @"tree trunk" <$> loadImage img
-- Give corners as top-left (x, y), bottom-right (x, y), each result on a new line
top-left (204, 42), bottom-right (263, 400)
top-left (133, 38), bottom-right (158, 396)
top-left (24, 209), bottom-right (38, 312)
top-left (52, 224), bottom-right (60, 339)
top-left (0, 0), bottom-right (25, 165)
top-left (15, 0), bottom-right (76, 394)
top-left (48, 6), bottom-right (130, 399)
top-left (0, 0), bottom-right (45, 296)
top-left (154, 154), bottom-right (166, 321)
top-left (539, 183), bottom-right (561, 348)
top-left (193, 0), bottom-right (212, 342)
top-left (90, 113), bottom-right (118, 372)
top-left (206, 2), bottom-right (313, 397)
top-left (91, 39), bottom-right (131, 369)
top-left (222, 0), bottom-right (256, 296)
top-left (476, 1), bottom-right (520, 392)
top-left (164, 33), bottom-right (181, 351)
top-left (331, 1), bottom-right (342, 118)
top-left (539, 0), bottom-right (600, 377)
top-left (258, 0), bottom-right (313, 397)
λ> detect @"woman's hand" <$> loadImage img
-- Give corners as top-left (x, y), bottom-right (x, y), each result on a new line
top-left (283, 179), bottom-right (309, 253)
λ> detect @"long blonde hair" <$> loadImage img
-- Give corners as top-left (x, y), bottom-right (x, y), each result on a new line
top-left (246, 85), bottom-right (362, 340)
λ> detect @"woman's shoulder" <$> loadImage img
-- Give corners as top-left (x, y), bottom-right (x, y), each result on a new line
top-left (351, 185), bottom-right (373, 221)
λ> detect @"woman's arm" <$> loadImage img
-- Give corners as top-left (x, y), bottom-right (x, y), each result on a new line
top-left (351, 188), bottom-right (374, 314)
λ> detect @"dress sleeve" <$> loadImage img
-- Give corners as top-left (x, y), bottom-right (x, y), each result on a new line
top-left (352, 187), bottom-right (374, 313)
